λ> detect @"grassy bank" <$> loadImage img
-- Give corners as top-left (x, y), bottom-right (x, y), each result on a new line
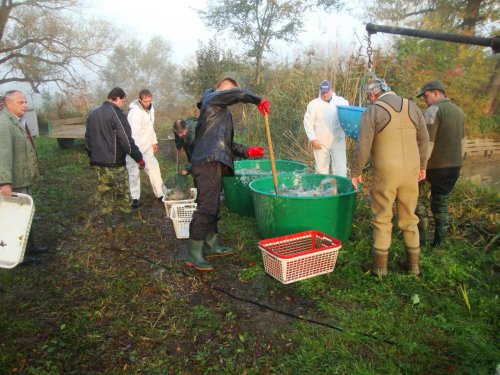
top-left (0, 136), bottom-right (498, 374)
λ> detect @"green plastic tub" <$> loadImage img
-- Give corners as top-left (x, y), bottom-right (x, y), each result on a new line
top-left (249, 173), bottom-right (357, 242)
top-left (223, 159), bottom-right (308, 217)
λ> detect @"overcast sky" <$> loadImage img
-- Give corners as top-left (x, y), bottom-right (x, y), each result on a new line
top-left (89, 0), bottom-right (369, 65)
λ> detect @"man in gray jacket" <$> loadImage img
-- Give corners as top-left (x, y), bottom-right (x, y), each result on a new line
top-left (351, 79), bottom-right (429, 276)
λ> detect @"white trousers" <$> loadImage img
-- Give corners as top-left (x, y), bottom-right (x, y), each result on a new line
top-left (126, 148), bottom-right (164, 200)
top-left (313, 138), bottom-right (347, 177)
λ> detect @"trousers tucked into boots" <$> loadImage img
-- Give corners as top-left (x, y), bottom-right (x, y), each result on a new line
top-left (185, 239), bottom-right (214, 271)
top-left (431, 193), bottom-right (449, 247)
top-left (399, 247), bottom-right (420, 275)
top-left (365, 248), bottom-right (388, 276)
top-left (415, 194), bottom-right (429, 247)
top-left (203, 233), bottom-right (234, 258)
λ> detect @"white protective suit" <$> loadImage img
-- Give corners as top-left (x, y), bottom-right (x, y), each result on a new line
top-left (126, 99), bottom-right (163, 200)
top-left (304, 93), bottom-right (349, 176)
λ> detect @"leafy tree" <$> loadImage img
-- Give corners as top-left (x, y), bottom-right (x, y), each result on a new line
top-left (199, 0), bottom-right (343, 85)
top-left (0, 0), bottom-right (117, 92)
top-left (100, 36), bottom-right (178, 112)
top-left (181, 38), bottom-right (251, 99)
top-left (364, 0), bottom-right (499, 116)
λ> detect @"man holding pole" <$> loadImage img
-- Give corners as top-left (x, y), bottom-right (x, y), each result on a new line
top-left (185, 77), bottom-right (269, 271)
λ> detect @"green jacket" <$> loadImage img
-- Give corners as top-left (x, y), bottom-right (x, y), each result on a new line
top-left (424, 97), bottom-right (464, 169)
top-left (0, 110), bottom-right (39, 188)
top-left (174, 117), bottom-right (197, 161)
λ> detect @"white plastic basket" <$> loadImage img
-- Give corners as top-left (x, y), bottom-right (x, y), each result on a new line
top-left (0, 193), bottom-right (35, 268)
top-left (162, 188), bottom-right (197, 216)
top-left (169, 203), bottom-right (197, 239)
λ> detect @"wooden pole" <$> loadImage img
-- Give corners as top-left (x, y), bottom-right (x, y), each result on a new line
top-left (264, 114), bottom-right (279, 194)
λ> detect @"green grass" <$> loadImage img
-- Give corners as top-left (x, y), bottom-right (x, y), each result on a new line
top-left (0, 136), bottom-right (498, 374)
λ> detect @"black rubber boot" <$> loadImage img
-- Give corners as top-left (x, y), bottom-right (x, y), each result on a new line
top-left (103, 213), bottom-right (114, 233)
top-left (121, 211), bottom-right (142, 228)
top-left (399, 247), bottom-right (420, 276)
top-left (185, 239), bottom-right (214, 271)
top-left (203, 233), bottom-right (234, 258)
top-left (431, 194), bottom-right (449, 247)
top-left (26, 231), bottom-right (49, 254)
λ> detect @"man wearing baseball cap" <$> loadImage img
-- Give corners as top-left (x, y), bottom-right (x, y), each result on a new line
top-left (304, 80), bottom-right (349, 176)
top-left (415, 80), bottom-right (465, 247)
top-left (351, 79), bottom-right (429, 276)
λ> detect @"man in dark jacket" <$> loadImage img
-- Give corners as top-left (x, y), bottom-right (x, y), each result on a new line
top-left (415, 80), bottom-right (465, 247)
top-left (173, 117), bottom-right (197, 175)
top-left (85, 87), bottom-right (145, 231)
top-left (185, 77), bottom-right (269, 271)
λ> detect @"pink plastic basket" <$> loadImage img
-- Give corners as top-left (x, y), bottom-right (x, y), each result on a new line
top-left (258, 230), bottom-right (342, 284)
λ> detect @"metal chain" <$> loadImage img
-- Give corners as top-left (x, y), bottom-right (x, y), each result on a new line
top-left (367, 32), bottom-right (373, 71)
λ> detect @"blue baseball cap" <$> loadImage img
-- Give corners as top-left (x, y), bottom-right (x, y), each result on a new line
top-left (319, 80), bottom-right (332, 93)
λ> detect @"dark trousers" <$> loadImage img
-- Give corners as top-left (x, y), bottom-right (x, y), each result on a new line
top-left (426, 167), bottom-right (461, 195)
top-left (189, 161), bottom-right (230, 241)
top-left (13, 186), bottom-right (36, 251)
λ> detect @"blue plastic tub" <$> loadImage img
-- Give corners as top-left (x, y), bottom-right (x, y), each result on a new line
top-left (337, 105), bottom-right (366, 140)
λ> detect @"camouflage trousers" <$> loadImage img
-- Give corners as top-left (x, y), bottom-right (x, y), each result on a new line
top-left (94, 166), bottom-right (131, 216)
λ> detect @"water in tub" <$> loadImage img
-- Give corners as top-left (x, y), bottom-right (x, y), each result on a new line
top-left (272, 177), bottom-right (339, 197)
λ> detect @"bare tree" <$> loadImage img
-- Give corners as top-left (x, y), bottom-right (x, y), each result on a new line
top-left (199, 0), bottom-right (343, 85)
top-left (0, 0), bottom-right (117, 92)
top-left (100, 36), bottom-right (179, 112)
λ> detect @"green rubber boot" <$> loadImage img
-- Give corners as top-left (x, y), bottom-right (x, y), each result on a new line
top-left (416, 200), bottom-right (429, 247)
top-left (185, 239), bottom-right (214, 271)
top-left (363, 248), bottom-right (388, 277)
top-left (203, 233), bottom-right (234, 258)
top-left (399, 247), bottom-right (421, 276)
top-left (431, 194), bottom-right (449, 247)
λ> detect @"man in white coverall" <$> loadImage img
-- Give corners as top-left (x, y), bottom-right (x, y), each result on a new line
top-left (304, 80), bottom-right (349, 177)
top-left (126, 89), bottom-right (163, 208)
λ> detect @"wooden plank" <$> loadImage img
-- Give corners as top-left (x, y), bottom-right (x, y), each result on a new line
top-left (49, 117), bottom-right (86, 139)
top-left (51, 117), bottom-right (86, 126)
top-left (50, 128), bottom-right (86, 139)
top-left (462, 138), bottom-right (500, 159)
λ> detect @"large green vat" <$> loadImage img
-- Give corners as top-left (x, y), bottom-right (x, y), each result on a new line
top-left (223, 159), bottom-right (308, 217)
top-left (249, 174), bottom-right (357, 242)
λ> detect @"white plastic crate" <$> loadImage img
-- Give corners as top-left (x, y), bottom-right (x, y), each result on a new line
top-left (169, 203), bottom-right (197, 239)
top-left (0, 193), bottom-right (35, 268)
top-left (162, 188), bottom-right (197, 216)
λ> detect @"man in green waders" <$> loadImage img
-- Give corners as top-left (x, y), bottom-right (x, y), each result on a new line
top-left (351, 79), bottom-right (429, 276)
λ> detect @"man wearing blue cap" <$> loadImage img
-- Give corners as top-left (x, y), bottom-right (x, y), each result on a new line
top-left (304, 80), bottom-right (349, 176)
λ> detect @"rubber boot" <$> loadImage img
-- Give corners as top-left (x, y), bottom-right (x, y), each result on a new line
top-left (363, 248), bottom-right (388, 277)
top-left (26, 231), bottom-right (49, 254)
top-left (122, 211), bottom-right (142, 228)
top-left (418, 217), bottom-right (429, 247)
top-left (185, 239), bottom-right (214, 271)
top-left (203, 233), bottom-right (234, 258)
top-left (399, 247), bottom-right (420, 276)
top-left (431, 194), bottom-right (449, 247)
top-left (103, 214), bottom-right (114, 233)
top-left (415, 195), bottom-right (429, 246)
